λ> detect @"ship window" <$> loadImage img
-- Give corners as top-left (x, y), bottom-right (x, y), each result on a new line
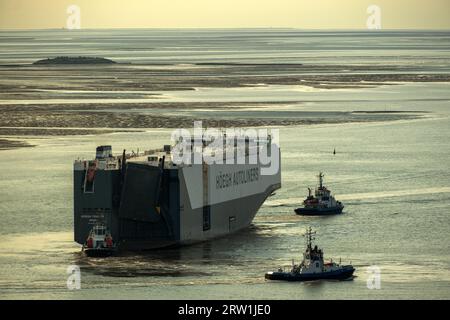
top-left (203, 205), bottom-right (211, 231)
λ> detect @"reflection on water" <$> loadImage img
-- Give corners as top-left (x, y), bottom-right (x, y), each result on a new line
top-left (1, 29), bottom-right (449, 71)
top-left (1, 29), bottom-right (450, 299)
top-left (75, 225), bottom-right (272, 279)
top-left (1, 111), bottom-right (450, 298)
top-left (1, 109), bottom-right (450, 298)
top-left (265, 187), bottom-right (450, 207)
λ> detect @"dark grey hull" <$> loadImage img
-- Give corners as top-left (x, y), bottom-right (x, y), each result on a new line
top-left (74, 161), bottom-right (281, 251)
top-left (83, 248), bottom-right (117, 257)
top-left (117, 184), bottom-right (277, 250)
top-left (265, 266), bottom-right (355, 282)
top-left (295, 206), bottom-right (343, 216)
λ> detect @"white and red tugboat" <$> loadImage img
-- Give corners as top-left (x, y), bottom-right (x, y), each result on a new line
top-left (82, 224), bottom-right (117, 257)
top-left (295, 172), bottom-right (344, 215)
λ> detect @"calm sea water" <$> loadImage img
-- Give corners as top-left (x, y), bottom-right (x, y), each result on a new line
top-left (0, 30), bottom-right (449, 299)
top-left (1, 29), bottom-right (450, 71)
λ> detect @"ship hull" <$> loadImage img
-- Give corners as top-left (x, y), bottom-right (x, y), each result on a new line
top-left (294, 206), bottom-right (343, 216)
top-left (83, 248), bottom-right (117, 257)
top-left (265, 266), bottom-right (355, 282)
top-left (117, 184), bottom-right (277, 250)
top-left (74, 149), bottom-right (281, 251)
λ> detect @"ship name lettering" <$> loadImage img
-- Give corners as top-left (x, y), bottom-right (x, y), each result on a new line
top-left (216, 167), bottom-right (259, 189)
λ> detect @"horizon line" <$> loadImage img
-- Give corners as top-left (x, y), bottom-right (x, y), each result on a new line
top-left (1, 27), bottom-right (450, 32)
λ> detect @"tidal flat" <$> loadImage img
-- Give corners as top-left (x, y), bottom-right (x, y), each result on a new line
top-left (0, 62), bottom-right (439, 148)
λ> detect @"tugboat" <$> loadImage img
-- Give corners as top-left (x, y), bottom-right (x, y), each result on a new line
top-left (82, 224), bottom-right (117, 257)
top-left (295, 172), bottom-right (344, 215)
top-left (265, 227), bottom-right (355, 282)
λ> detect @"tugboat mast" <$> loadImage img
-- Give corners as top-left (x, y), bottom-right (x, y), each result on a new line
top-left (318, 172), bottom-right (324, 189)
top-left (304, 227), bottom-right (316, 249)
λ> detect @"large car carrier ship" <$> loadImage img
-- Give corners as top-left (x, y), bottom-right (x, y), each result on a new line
top-left (73, 133), bottom-right (281, 251)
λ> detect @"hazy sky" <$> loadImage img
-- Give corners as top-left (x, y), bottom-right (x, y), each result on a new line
top-left (0, 0), bottom-right (449, 30)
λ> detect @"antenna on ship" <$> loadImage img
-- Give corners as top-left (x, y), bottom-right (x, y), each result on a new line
top-left (304, 227), bottom-right (316, 249)
top-left (317, 172), bottom-right (324, 189)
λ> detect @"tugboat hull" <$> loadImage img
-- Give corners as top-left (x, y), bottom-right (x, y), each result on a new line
top-left (83, 248), bottom-right (117, 257)
top-left (265, 266), bottom-right (355, 282)
top-left (295, 206), bottom-right (343, 216)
